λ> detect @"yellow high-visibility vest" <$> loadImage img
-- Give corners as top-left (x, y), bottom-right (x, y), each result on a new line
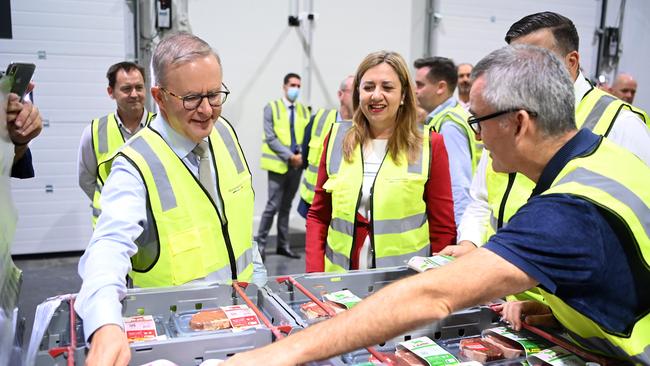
top-left (538, 138), bottom-right (650, 362)
top-left (300, 108), bottom-right (338, 204)
top-left (97, 118), bottom-right (254, 287)
top-left (260, 99), bottom-right (309, 174)
top-left (322, 122), bottom-right (431, 272)
top-left (91, 111), bottom-right (155, 225)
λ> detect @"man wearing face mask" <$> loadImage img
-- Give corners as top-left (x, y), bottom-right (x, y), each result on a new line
top-left (257, 73), bottom-right (310, 260)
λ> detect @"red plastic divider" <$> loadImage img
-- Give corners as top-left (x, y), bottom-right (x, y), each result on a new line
top-left (48, 296), bottom-right (77, 365)
top-left (488, 304), bottom-right (614, 365)
top-left (276, 276), bottom-right (394, 365)
top-left (232, 281), bottom-right (291, 339)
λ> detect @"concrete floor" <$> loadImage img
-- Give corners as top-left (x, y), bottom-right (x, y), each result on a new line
top-left (12, 233), bottom-right (306, 346)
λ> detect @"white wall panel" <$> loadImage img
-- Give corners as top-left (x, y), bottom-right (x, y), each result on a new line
top-left (605, 0), bottom-right (650, 111)
top-left (432, 0), bottom-right (600, 73)
top-left (188, 0), bottom-right (426, 233)
top-left (1, 0), bottom-right (132, 254)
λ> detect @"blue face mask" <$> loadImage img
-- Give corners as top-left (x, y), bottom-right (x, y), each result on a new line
top-left (287, 87), bottom-right (300, 102)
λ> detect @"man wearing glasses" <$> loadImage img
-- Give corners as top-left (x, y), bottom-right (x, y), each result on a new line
top-left (74, 32), bottom-right (266, 365)
top-left (448, 11), bottom-right (650, 259)
top-left (77, 61), bottom-right (156, 225)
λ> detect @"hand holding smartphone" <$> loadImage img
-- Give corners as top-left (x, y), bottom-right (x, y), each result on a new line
top-left (5, 63), bottom-right (35, 102)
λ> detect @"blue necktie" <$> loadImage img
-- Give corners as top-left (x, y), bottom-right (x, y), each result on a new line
top-left (289, 105), bottom-right (298, 153)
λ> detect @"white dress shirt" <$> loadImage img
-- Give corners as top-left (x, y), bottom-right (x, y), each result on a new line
top-left (427, 96), bottom-right (473, 226)
top-left (74, 115), bottom-right (266, 341)
top-left (457, 72), bottom-right (650, 246)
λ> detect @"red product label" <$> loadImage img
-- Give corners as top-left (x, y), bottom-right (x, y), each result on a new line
top-left (220, 305), bottom-right (261, 329)
top-left (123, 315), bottom-right (158, 342)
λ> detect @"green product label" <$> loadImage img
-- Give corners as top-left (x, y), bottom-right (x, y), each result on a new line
top-left (323, 290), bottom-right (363, 309)
top-left (399, 337), bottom-right (460, 365)
top-left (484, 327), bottom-right (551, 355)
top-left (527, 346), bottom-right (585, 366)
top-left (408, 255), bottom-right (454, 272)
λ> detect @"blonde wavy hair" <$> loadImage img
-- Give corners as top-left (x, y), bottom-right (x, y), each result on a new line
top-left (343, 50), bottom-right (422, 164)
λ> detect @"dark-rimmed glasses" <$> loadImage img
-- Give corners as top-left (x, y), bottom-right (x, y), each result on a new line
top-left (467, 108), bottom-right (537, 134)
top-left (160, 83), bottom-right (230, 110)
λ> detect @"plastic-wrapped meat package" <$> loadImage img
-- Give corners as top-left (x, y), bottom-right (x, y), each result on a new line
top-left (459, 337), bottom-right (504, 362)
top-left (189, 309), bottom-right (231, 331)
top-left (394, 348), bottom-right (427, 365)
top-left (299, 301), bottom-right (346, 319)
top-left (483, 334), bottom-right (523, 359)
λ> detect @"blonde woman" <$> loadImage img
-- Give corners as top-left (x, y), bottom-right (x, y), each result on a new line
top-left (306, 51), bottom-right (455, 272)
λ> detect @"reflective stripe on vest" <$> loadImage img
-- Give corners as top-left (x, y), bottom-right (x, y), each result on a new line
top-left (300, 109), bottom-right (337, 204)
top-left (98, 119), bottom-right (254, 287)
top-left (323, 122), bottom-right (430, 272)
top-left (556, 167), bottom-right (650, 240)
top-left (565, 328), bottom-right (650, 364)
top-left (91, 112), bottom-right (155, 225)
top-left (538, 139), bottom-right (650, 360)
top-left (260, 99), bottom-right (309, 174)
top-left (427, 103), bottom-right (482, 172)
top-left (128, 136), bottom-right (178, 211)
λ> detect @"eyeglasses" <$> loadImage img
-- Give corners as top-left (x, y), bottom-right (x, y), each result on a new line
top-left (160, 83), bottom-right (230, 110)
top-left (467, 108), bottom-right (537, 134)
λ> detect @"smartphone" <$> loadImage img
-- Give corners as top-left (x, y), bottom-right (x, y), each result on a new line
top-left (5, 62), bottom-right (36, 102)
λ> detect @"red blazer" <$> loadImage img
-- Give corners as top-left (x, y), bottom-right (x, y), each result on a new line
top-left (305, 130), bottom-right (456, 272)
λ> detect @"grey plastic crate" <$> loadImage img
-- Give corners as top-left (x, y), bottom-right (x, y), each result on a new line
top-left (266, 268), bottom-right (509, 365)
top-left (34, 283), bottom-right (299, 365)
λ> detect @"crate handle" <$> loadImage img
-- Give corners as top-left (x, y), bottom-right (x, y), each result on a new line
top-left (277, 276), bottom-right (394, 364)
top-left (487, 304), bottom-right (614, 365)
top-left (232, 281), bottom-right (287, 340)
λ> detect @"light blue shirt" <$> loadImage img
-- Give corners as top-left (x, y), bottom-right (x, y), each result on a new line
top-left (74, 115), bottom-right (267, 342)
top-left (428, 96), bottom-right (473, 226)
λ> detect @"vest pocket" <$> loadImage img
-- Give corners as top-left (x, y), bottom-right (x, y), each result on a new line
top-left (168, 227), bottom-right (205, 285)
top-left (325, 178), bottom-right (356, 219)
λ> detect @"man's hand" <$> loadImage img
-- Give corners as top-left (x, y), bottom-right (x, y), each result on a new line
top-left (437, 240), bottom-right (477, 257)
top-left (492, 300), bottom-right (560, 331)
top-left (222, 342), bottom-right (298, 366)
top-left (85, 324), bottom-right (131, 366)
top-left (7, 92), bottom-right (43, 146)
top-left (289, 153), bottom-right (303, 168)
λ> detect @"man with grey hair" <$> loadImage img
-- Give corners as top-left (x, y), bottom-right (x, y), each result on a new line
top-left (451, 11), bottom-right (650, 259)
top-left (75, 32), bottom-right (266, 365)
top-left (225, 45), bottom-right (650, 364)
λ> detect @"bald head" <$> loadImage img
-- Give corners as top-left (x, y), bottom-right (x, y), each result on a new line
top-left (610, 73), bottom-right (637, 104)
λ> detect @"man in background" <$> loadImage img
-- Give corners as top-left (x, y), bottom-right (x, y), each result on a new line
top-left (297, 75), bottom-right (354, 218)
top-left (456, 63), bottom-right (473, 111)
top-left (256, 73), bottom-right (309, 260)
top-left (610, 72), bottom-right (638, 104)
top-left (77, 61), bottom-right (155, 224)
top-left (414, 57), bottom-right (482, 225)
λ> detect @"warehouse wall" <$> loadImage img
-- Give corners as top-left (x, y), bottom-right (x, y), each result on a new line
top-left (1, 0), bottom-right (133, 254)
top-left (603, 0), bottom-right (650, 111)
top-left (188, 0), bottom-right (428, 234)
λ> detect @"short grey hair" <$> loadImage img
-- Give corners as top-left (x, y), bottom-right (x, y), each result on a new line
top-left (339, 75), bottom-right (354, 92)
top-left (471, 45), bottom-right (575, 136)
top-left (152, 32), bottom-right (221, 87)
